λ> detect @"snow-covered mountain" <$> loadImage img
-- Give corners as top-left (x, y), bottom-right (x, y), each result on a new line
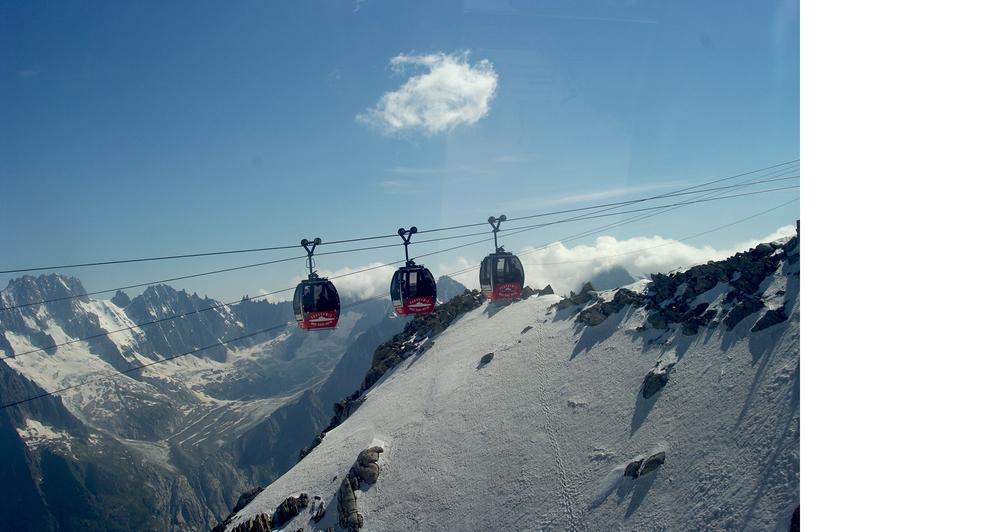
top-left (222, 233), bottom-right (800, 531)
top-left (586, 265), bottom-right (636, 292)
top-left (0, 277), bottom-right (401, 530)
top-left (435, 275), bottom-right (468, 304)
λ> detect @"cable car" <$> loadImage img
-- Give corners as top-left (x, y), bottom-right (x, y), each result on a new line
top-left (480, 251), bottom-right (525, 301)
top-left (391, 227), bottom-right (437, 315)
top-left (293, 238), bottom-right (341, 330)
top-left (480, 215), bottom-right (526, 301)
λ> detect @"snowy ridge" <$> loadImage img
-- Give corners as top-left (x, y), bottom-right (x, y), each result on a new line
top-left (228, 236), bottom-right (800, 531)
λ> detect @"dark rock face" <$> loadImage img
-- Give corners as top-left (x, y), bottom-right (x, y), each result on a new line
top-left (576, 288), bottom-right (642, 326)
top-left (624, 459), bottom-right (644, 478)
top-left (520, 284), bottom-right (555, 299)
top-left (640, 452), bottom-right (665, 475)
top-left (478, 352), bottom-right (494, 368)
top-left (227, 513), bottom-right (272, 532)
top-left (724, 298), bottom-right (766, 331)
top-left (111, 289), bottom-right (131, 308)
top-left (338, 446), bottom-right (384, 531)
top-left (639, 237), bottom-right (795, 335)
top-left (554, 282), bottom-right (599, 310)
top-left (789, 505), bottom-right (800, 532)
top-left (624, 451), bottom-right (667, 479)
top-left (752, 308), bottom-right (789, 332)
top-left (273, 493), bottom-right (310, 528)
top-left (641, 361), bottom-right (676, 399)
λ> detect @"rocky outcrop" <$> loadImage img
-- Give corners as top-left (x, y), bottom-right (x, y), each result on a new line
top-left (520, 284), bottom-right (555, 299)
top-left (273, 493), bottom-right (310, 528)
top-left (111, 289), bottom-right (131, 308)
top-left (640, 452), bottom-right (666, 475)
top-left (554, 282), bottom-right (599, 310)
top-left (643, 237), bottom-right (796, 334)
top-left (576, 288), bottom-right (642, 326)
top-left (338, 446), bottom-right (384, 531)
top-left (623, 451), bottom-right (667, 479)
top-left (641, 360), bottom-right (676, 398)
top-left (478, 352), bottom-right (494, 368)
top-left (228, 513), bottom-right (272, 532)
top-left (752, 308), bottom-right (789, 332)
top-left (624, 459), bottom-right (644, 479)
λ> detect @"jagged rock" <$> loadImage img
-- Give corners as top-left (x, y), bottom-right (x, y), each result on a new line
top-left (273, 493), bottom-right (310, 528)
top-left (577, 307), bottom-right (607, 326)
top-left (724, 298), bottom-right (765, 330)
top-left (624, 459), bottom-right (644, 478)
top-left (752, 308), bottom-right (789, 332)
top-left (641, 361), bottom-right (676, 398)
top-left (555, 282), bottom-right (600, 310)
top-left (352, 446), bottom-right (383, 485)
top-left (110, 289), bottom-right (131, 308)
top-left (336, 446), bottom-right (384, 530)
top-left (337, 477), bottom-right (362, 531)
top-left (229, 513), bottom-right (273, 532)
top-left (520, 284), bottom-right (556, 299)
top-left (640, 452), bottom-right (665, 475)
top-left (576, 288), bottom-right (642, 326)
top-left (311, 500), bottom-right (326, 522)
top-left (478, 352), bottom-right (494, 368)
top-left (521, 326), bottom-right (532, 334)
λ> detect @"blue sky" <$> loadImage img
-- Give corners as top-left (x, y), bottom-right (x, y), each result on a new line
top-left (1, 0), bottom-right (799, 300)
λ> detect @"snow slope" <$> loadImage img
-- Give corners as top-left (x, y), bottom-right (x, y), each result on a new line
top-left (229, 242), bottom-right (800, 531)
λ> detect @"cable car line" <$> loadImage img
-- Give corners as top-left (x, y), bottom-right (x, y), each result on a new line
top-left (0, 160), bottom-right (798, 275)
top-left (1, 183), bottom-right (796, 312)
top-left (530, 166), bottom-right (799, 248)
top-left (1, 233), bottom-right (486, 312)
top-left (446, 171), bottom-right (795, 275)
top-left (500, 185), bottom-right (799, 235)
top-left (1, 184), bottom-right (797, 359)
top-left (0, 196), bottom-right (799, 408)
top-left (504, 172), bottom-right (799, 224)
top-left (519, 198), bottom-right (801, 266)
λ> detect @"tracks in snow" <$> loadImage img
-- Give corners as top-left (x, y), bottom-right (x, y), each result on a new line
top-left (532, 340), bottom-right (585, 531)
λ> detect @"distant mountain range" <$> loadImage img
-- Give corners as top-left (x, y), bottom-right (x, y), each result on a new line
top-left (0, 274), bottom-right (416, 530)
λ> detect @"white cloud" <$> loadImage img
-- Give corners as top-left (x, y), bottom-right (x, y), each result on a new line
top-left (358, 51), bottom-right (498, 135)
top-left (438, 225), bottom-right (797, 296)
top-left (270, 262), bottom-right (397, 304)
top-left (318, 262), bottom-right (396, 301)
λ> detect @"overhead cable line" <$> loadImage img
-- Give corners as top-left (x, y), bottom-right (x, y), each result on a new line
top-left (0, 195), bottom-right (799, 407)
top-left (1, 176), bottom-right (796, 312)
top-left (520, 198), bottom-right (800, 266)
top-left (0, 160), bottom-right (797, 275)
top-left (505, 165), bottom-right (799, 223)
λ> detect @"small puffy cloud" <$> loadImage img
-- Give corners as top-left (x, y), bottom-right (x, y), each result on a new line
top-left (358, 51), bottom-right (498, 135)
top-left (439, 225), bottom-right (797, 295)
